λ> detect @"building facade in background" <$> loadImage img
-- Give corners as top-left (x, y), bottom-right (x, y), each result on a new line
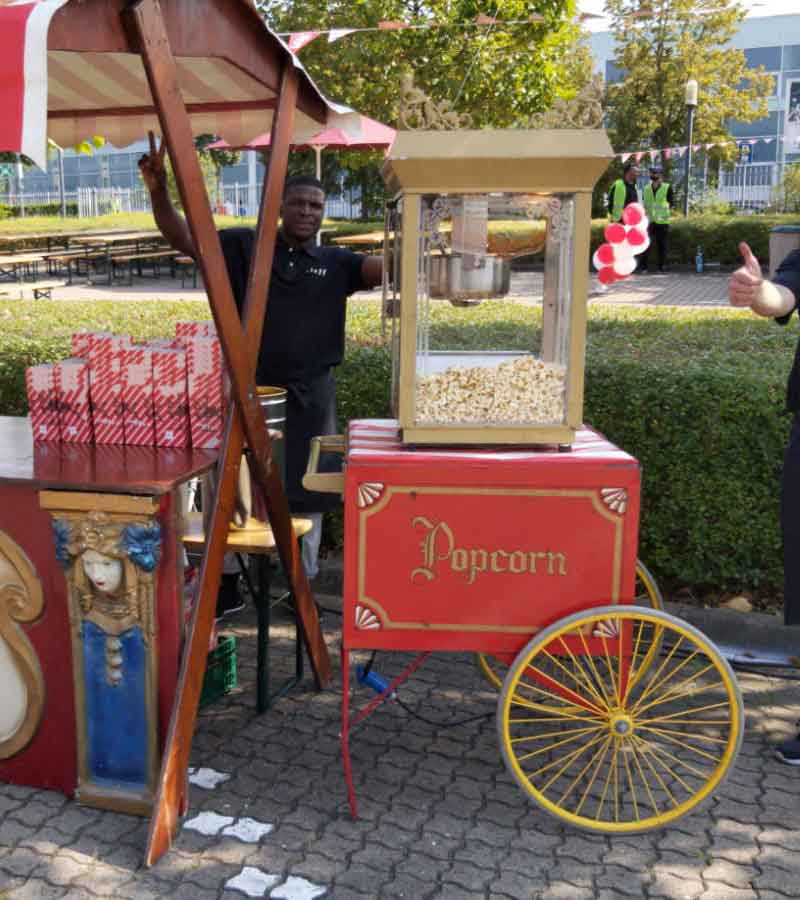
top-left (591, 13), bottom-right (800, 209)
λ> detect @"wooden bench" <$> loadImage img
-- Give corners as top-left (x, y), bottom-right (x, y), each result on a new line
top-left (110, 249), bottom-right (178, 285)
top-left (173, 254), bottom-right (198, 288)
top-left (29, 280), bottom-right (67, 300)
top-left (0, 252), bottom-right (47, 284)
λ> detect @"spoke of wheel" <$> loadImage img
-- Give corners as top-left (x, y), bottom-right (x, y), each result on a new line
top-left (637, 699), bottom-right (731, 724)
top-left (514, 670), bottom-right (605, 716)
top-left (633, 726), bottom-right (725, 764)
top-left (622, 619), bottom-right (651, 705)
top-left (558, 733), bottom-right (613, 809)
top-left (637, 738), bottom-right (698, 796)
top-left (527, 732), bottom-right (608, 790)
top-left (628, 738), bottom-right (660, 816)
top-left (509, 725), bottom-right (600, 762)
top-left (632, 655), bottom-right (716, 715)
top-left (613, 741), bottom-right (620, 823)
top-left (630, 636), bottom-right (685, 712)
top-left (636, 725), bottom-right (727, 746)
top-left (595, 741), bottom-right (618, 821)
top-left (598, 631), bottom-right (620, 707)
top-left (514, 737), bottom-right (600, 775)
top-left (575, 735), bottom-right (613, 817)
top-left (511, 723), bottom-right (604, 745)
top-left (621, 741), bottom-right (641, 821)
top-left (542, 644), bottom-right (608, 710)
top-left (576, 630), bottom-right (615, 711)
top-left (643, 738), bottom-right (713, 782)
top-left (630, 734), bottom-right (679, 807)
top-left (636, 716), bottom-right (731, 727)
top-left (554, 635), bottom-right (611, 710)
top-left (634, 668), bottom-right (721, 717)
top-left (509, 714), bottom-right (591, 725)
top-left (510, 694), bottom-right (604, 723)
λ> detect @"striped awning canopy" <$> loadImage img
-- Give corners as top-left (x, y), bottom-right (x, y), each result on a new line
top-left (0, 0), bottom-right (369, 169)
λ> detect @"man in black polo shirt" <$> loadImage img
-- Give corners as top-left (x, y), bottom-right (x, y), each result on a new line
top-left (139, 136), bottom-right (382, 600)
top-left (729, 239), bottom-right (800, 765)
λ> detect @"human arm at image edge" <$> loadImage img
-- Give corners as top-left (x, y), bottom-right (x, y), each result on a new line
top-left (728, 242), bottom-right (797, 320)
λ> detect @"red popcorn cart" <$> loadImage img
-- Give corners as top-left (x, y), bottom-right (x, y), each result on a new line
top-left (304, 127), bottom-right (744, 835)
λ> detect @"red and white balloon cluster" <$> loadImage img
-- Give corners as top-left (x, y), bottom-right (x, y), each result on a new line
top-left (592, 203), bottom-right (650, 285)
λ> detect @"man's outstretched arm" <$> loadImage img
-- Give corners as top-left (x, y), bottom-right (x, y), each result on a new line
top-left (139, 131), bottom-right (196, 259)
top-left (728, 242), bottom-right (796, 318)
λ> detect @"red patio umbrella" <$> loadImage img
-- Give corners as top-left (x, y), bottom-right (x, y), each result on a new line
top-left (208, 114), bottom-right (396, 180)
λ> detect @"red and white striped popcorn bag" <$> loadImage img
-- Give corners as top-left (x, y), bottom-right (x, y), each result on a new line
top-left (187, 336), bottom-right (224, 450)
top-left (122, 347), bottom-right (155, 446)
top-left (55, 358), bottom-right (93, 443)
top-left (152, 348), bottom-right (190, 448)
top-left (26, 364), bottom-right (60, 442)
top-left (89, 335), bottom-right (129, 445)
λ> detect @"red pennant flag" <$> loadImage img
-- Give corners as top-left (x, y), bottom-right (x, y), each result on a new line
top-left (379, 20), bottom-right (408, 30)
top-left (663, 148), bottom-right (672, 160)
top-left (528, 13), bottom-right (545, 22)
top-left (287, 31), bottom-right (321, 52)
top-left (476, 14), bottom-right (499, 25)
top-left (633, 151), bottom-right (644, 163)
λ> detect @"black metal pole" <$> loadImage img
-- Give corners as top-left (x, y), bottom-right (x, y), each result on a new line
top-left (683, 104), bottom-right (696, 216)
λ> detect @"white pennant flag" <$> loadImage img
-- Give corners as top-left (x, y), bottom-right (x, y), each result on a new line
top-left (328, 28), bottom-right (357, 43)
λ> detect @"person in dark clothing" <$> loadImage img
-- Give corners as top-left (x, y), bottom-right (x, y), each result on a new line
top-left (607, 163), bottom-right (640, 223)
top-left (640, 166), bottom-right (674, 273)
top-left (729, 241), bottom-right (800, 766)
top-left (138, 134), bottom-right (383, 608)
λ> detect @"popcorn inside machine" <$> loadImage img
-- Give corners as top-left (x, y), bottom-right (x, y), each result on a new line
top-left (382, 130), bottom-right (614, 446)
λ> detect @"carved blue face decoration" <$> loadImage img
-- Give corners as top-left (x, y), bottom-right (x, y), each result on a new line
top-left (121, 523), bottom-right (161, 573)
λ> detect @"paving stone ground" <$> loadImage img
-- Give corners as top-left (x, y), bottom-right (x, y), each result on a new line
top-left (1, 594), bottom-right (798, 900)
top-left (2, 264), bottom-right (796, 898)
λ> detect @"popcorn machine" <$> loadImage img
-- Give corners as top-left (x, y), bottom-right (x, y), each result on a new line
top-left (307, 126), bottom-right (743, 836)
top-left (382, 129), bottom-right (613, 446)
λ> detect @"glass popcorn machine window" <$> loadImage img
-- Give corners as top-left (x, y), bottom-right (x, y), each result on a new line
top-left (381, 129), bottom-right (613, 446)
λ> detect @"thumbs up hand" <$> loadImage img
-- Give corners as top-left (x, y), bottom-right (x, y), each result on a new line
top-left (728, 242), bottom-right (763, 308)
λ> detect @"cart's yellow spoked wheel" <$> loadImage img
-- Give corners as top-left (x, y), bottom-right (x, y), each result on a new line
top-left (497, 606), bottom-right (743, 834)
top-left (476, 560), bottom-right (664, 690)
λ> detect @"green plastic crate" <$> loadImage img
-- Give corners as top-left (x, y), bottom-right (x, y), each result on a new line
top-left (200, 635), bottom-right (238, 707)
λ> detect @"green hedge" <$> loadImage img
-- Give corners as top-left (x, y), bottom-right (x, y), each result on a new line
top-left (0, 300), bottom-right (795, 591)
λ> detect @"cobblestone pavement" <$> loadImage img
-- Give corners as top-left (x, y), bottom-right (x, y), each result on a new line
top-left (1, 596), bottom-right (799, 900)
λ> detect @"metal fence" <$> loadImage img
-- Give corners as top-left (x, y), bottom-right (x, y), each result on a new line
top-left (3, 183), bottom-right (363, 220)
top-left (716, 162), bottom-right (785, 212)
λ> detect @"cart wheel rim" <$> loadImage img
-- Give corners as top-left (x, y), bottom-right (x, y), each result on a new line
top-left (476, 560), bottom-right (663, 692)
top-left (497, 605), bottom-right (743, 834)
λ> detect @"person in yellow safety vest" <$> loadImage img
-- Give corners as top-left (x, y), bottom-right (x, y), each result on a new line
top-left (607, 162), bottom-right (640, 223)
top-left (641, 166), bottom-right (675, 273)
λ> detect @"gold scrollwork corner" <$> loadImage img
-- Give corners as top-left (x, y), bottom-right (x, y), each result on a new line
top-left (399, 73), bottom-right (473, 131)
top-left (0, 532), bottom-right (46, 760)
top-left (354, 605), bottom-right (382, 631)
top-left (358, 483), bottom-right (385, 509)
top-left (531, 74), bottom-right (605, 130)
top-left (600, 488), bottom-right (628, 515)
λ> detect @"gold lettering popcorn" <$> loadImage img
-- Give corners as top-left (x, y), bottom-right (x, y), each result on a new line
top-left (415, 356), bottom-right (567, 424)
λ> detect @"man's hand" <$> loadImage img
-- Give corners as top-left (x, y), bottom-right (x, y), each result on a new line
top-left (138, 131), bottom-right (168, 196)
top-left (728, 241), bottom-right (763, 308)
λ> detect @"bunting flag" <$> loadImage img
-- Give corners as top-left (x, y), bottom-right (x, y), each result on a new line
top-left (287, 31), bottom-right (321, 52)
top-left (378, 20), bottom-right (408, 30)
top-left (614, 133), bottom-right (795, 163)
top-left (328, 28), bottom-right (357, 43)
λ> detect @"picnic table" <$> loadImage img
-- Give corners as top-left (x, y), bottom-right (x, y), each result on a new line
top-left (0, 229), bottom-right (127, 253)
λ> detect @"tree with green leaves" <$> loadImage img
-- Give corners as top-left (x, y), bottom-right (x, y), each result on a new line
top-left (604, 0), bottom-right (773, 161)
top-left (258, 1), bottom-right (590, 129)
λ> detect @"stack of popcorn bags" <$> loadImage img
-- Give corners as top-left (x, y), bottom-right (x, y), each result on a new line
top-left (25, 321), bottom-right (224, 450)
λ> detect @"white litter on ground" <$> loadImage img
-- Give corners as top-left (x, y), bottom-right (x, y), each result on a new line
top-left (225, 866), bottom-right (281, 897)
top-left (183, 811), bottom-right (235, 836)
top-left (222, 817), bottom-right (274, 843)
top-left (270, 875), bottom-right (327, 899)
top-left (188, 767), bottom-right (231, 790)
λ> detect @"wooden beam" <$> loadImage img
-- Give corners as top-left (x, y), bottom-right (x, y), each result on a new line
top-left (48, 99), bottom-right (277, 120)
top-left (126, 0), bottom-right (331, 868)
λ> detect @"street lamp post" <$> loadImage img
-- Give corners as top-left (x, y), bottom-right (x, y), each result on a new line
top-left (683, 79), bottom-right (699, 216)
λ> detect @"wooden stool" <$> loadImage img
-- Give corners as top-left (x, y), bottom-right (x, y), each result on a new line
top-left (182, 512), bottom-right (313, 713)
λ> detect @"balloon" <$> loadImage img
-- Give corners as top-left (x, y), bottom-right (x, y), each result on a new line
top-left (614, 256), bottom-right (637, 276)
top-left (626, 227), bottom-right (648, 247)
top-left (604, 223), bottom-right (626, 244)
top-left (622, 203), bottom-right (646, 226)
top-left (596, 243), bottom-right (615, 265)
top-left (598, 266), bottom-right (618, 284)
top-left (613, 242), bottom-right (636, 261)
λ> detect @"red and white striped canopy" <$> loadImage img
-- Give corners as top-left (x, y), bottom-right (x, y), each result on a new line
top-left (0, 0), bottom-right (369, 169)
